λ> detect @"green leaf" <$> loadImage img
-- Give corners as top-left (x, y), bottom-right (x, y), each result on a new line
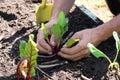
top-left (51, 24), bottom-right (62, 45)
top-left (87, 43), bottom-right (111, 63)
top-left (25, 42), bottom-right (31, 55)
top-left (61, 22), bottom-right (68, 37)
top-left (65, 39), bottom-right (79, 47)
top-left (58, 11), bottom-right (68, 36)
top-left (30, 67), bottom-right (36, 77)
top-left (19, 34), bottom-right (39, 77)
top-left (58, 11), bottom-right (66, 27)
top-left (28, 34), bottom-right (38, 77)
top-left (19, 40), bottom-right (27, 59)
top-left (63, 19), bottom-right (68, 32)
top-left (41, 23), bottom-right (49, 41)
top-left (113, 31), bottom-right (120, 62)
top-left (113, 31), bottom-right (120, 50)
top-left (29, 34), bottom-right (34, 40)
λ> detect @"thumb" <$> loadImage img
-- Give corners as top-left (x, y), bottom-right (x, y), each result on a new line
top-left (50, 35), bottom-right (56, 47)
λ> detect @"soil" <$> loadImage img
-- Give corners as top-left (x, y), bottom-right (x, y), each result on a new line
top-left (0, 0), bottom-right (120, 80)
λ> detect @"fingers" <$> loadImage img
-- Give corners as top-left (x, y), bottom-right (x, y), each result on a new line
top-left (37, 29), bottom-right (52, 54)
top-left (73, 49), bottom-right (89, 61)
top-left (61, 40), bottom-right (86, 55)
top-left (50, 35), bottom-right (56, 47)
top-left (58, 38), bottom-right (90, 61)
top-left (58, 49), bottom-right (90, 61)
top-left (37, 38), bottom-right (52, 51)
top-left (37, 20), bottom-right (58, 55)
top-left (37, 44), bottom-right (52, 54)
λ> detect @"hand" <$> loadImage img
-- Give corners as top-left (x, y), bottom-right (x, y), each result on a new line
top-left (37, 20), bottom-right (57, 55)
top-left (58, 28), bottom-right (104, 61)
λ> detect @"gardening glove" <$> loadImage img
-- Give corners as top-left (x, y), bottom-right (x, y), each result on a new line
top-left (58, 28), bottom-right (104, 61)
top-left (37, 20), bottom-right (57, 54)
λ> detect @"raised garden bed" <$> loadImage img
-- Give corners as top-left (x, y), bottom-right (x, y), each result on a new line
top-left (0, 0), bottom-right (120, 80)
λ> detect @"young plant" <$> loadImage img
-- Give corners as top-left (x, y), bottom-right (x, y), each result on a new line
top-left (87, 31), bottom-right (120, 75)
top-left (65, 38), bottom-right (79, 48)
top-left (41, 11), bottom-right (79, 55)
top-left (17, 34), bottom-right (39, 80)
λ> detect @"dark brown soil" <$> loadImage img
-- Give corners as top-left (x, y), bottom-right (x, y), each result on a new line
top-left (0, 0), bottom-right (120, 80)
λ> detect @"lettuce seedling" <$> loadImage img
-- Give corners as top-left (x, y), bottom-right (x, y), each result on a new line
top-left (41, 11), bottom-right (79, 55)
top-left (87, 31), bottom-right (120, 75)
top-left (17, 34), bottom-right (39, 80)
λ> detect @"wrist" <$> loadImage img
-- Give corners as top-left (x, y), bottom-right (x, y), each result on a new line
top-left (94, 25), bottom-right (113, 41)
top-left (49, 18), bottom-right (58, 25)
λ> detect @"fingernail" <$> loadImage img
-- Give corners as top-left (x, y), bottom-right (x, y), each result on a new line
top-left (63, 45), bottom-right (66, 48)
top-left (47, 46), bottom-right (52, 52)
top-left (51, 41), bottom-right (55, 46)
top-left (49, 52), bottom-right (52, 55)
top-left (58, 52), bottom-right (61, 55)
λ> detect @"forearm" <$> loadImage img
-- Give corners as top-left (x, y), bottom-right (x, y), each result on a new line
top-left (95, 14), bottom-right (120, 41)
top-left (50, 0), bottom-right (75, 21)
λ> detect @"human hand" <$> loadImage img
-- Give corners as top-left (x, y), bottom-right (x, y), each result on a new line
top-left (37, 20), bottom-right (57, 55)
top-left (58, 28), bottom-right (104, 61)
